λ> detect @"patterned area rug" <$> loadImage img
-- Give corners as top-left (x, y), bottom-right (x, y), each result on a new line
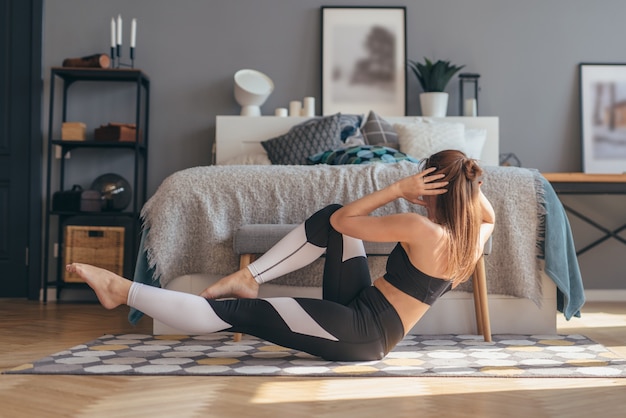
top-left (5, 333), bottom-right (626, 377)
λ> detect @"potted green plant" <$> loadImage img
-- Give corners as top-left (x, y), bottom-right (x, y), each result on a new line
top-left (407, 58), bottom-right (464, 116)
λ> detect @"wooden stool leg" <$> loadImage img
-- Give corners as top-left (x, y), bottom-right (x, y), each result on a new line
top-left (472, 277), bottom-right (484, 336)
top-left (472, 255), bottom-right (492, 342)
top-left (239, 253), bottom-right (255, 270)
top-left (232, 253), bottom-right (256, 342)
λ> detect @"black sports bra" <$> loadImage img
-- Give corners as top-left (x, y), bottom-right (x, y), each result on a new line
top-left (383, 243), bottom-right (452, 305)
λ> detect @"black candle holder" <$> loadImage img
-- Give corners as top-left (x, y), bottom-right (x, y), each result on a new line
top-left (110, 46), bottom-right (135, 69)
top-left (459, 73), bottom-right (480, 116)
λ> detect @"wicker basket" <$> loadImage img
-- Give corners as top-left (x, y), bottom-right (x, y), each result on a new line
top-left (63, 225), bottom-right (125, 283)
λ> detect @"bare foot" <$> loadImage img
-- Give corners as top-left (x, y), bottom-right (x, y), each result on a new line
top-left (200, 268), bottom-right (259, 299)
top-left (66, 263), bottom-right (131, 309)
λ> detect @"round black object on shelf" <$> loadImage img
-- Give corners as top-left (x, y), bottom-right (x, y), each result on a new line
top-left (91, 173), bottom-right (132, 211)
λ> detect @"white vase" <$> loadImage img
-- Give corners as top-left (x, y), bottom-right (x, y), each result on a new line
top-left (420, 92), bottom-right (449, 117)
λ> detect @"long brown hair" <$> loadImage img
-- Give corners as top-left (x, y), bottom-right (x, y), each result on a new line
top-left (422, 149), bottom-right (483, 286)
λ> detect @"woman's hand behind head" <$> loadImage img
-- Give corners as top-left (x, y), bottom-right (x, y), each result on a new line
top-left (396, 167), bottom-right (448, 206)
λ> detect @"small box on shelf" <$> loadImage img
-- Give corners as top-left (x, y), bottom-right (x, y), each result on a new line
top-left (95, 123), bottom-right (140, 142)
top-left (52, 185), bottom-right (102, 212)
top-left (61, 122), bottom-right (86, 141)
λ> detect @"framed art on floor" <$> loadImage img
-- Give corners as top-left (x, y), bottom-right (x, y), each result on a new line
top-left (580, 63), bottom-right (626, 173)
top-left (321, 6), bottom-right (406, 116)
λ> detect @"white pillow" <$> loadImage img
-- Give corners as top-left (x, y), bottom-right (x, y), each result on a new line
top-left (394, 120), bottom-right (466, 160)
top-left (464, 128), bottom-right (487, 160)
top-left (221, 152), bottom-right (271, 165)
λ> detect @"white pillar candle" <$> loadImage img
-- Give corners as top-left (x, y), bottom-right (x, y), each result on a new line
top-left (303, 96), bottom-right (315, 117)
top-left (110, 17), bottom-right (116, 48)
top-left (464, 98), bottom-right (477, 117)
top-left (130, 18), bottom-right (137, 48)
top-left (117, 14), bottom-right (122, 46)
top-left (289, 101), bottom-right (302, 117)
top-left (274, 108), bottom-right (288, 117)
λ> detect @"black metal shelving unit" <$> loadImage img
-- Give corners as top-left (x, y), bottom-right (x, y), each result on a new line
top-left (43, 67), bottom-right (150, 302)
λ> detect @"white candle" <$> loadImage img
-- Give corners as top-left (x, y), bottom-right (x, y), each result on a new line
top-left (464, 98), bottom-right (477, 117)
top-left (289, 101), bottom-right (302, 117)
top-left (130, 18), bottom-right (137, 48)
top-left (117, 14), bottom-right (122, 46)
top-left (110, 17), bottom-right (116, 48)
top-left (303, 97), bottom-right (315, 117)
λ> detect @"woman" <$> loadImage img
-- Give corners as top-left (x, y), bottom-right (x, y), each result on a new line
top-left (68, 149), bottom-right (495, 362)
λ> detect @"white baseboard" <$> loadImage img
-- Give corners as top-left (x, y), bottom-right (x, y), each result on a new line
top-left (39, 287), bottom-right (97, 302)
top-left (40, 287), bottom-right (57, 302)
top-left (584, 289), bottom-right (626, 302)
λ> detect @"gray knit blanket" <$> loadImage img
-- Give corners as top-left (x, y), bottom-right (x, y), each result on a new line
top-left (140, 163), bottom-right (545, 304)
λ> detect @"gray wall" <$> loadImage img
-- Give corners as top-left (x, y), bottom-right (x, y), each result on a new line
top-left (42, 0), bottom-right (626, 291)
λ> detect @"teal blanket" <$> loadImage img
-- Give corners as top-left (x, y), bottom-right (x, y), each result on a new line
top-left (539, 177), bottom-right (585, 319)
top-left (128, 231), bottom-right (156, 325)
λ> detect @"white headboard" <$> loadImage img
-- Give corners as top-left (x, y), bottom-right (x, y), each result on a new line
top-left (215, 116), bottom-right (499, 166)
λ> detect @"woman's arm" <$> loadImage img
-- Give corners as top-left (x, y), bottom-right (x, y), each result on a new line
top-left (330, 168), bottom-right (448, 243)
top-left (478, 189), bottom-right (496, 247)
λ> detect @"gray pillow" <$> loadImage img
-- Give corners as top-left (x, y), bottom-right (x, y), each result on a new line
top-left (262, 113), bottom-right (343, 165)
top-left (361, 111), bottom-right (399, 147)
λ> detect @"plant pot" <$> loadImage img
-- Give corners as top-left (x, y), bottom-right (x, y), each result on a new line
top-left (420, 92), bottom-right (449, 117)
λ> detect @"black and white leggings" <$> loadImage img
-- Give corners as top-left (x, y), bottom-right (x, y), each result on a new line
top-left (128, 205), bottom-right (405, 361)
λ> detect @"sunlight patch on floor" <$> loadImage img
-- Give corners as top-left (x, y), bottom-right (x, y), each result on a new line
top-left (558, 311), bottom-right (626, 330)
top-left (251, 378), bottom-right (428, 403)
top-left (74, 380), bottom-right (228, 418)
top-left (250, 378), bottom-right (623, 404)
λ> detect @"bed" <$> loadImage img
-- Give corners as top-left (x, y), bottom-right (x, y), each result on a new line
top-left (130, 112), bottom-right (584, 336)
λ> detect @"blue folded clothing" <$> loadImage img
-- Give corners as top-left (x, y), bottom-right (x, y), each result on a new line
top-left (539, 177), bottom-right (585, 319)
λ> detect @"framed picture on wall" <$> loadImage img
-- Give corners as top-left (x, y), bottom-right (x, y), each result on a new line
top-left (580, 63), bottom-right (626, 173)
top-left (320, 6), bottom-right (407, 116)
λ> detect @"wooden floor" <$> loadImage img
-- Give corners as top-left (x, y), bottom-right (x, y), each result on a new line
top-left (1, 300), bottom-right (626, 418)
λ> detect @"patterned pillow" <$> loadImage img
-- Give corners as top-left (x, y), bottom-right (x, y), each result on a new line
top-left (394, 120), bottom-right (466, 160)
top-left (361, 111), bottom-right (399, 147)
top-left (308, 145), bottom-right (419, 165)
top-left (339, 114), bottom-right (364, 143)
top-left (294, 114), bottom-right (364, 144)
top-left (261, 113), bottom-right (343, 164)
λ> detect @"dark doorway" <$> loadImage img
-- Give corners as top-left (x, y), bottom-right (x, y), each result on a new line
top-left (0, 0), bottom-right (43, 298)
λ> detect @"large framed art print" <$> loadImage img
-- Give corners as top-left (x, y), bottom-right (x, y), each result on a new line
top-left (580, 63), bottom-right (626, 173)
top-left (321, 6), bottom-right (407, 116)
